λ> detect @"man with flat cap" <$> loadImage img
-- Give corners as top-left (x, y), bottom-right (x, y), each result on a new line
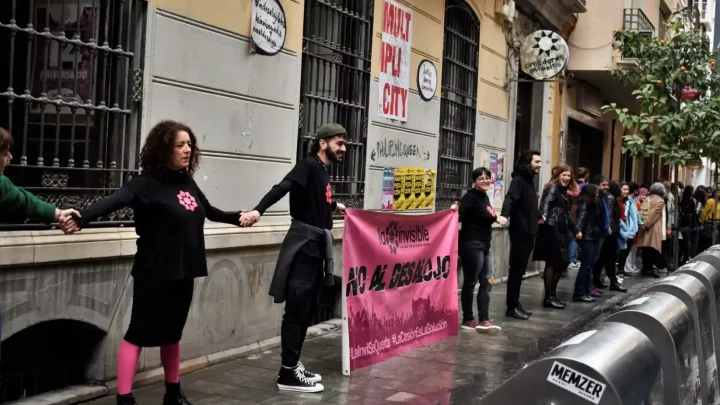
top-left (241, 123), bottom-right (347, 393)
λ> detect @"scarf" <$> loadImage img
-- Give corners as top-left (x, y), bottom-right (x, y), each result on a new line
top-left (617, 197), bottom-right (627, 222)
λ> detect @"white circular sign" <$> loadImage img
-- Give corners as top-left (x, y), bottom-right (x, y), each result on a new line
top-left (417, 60), bottom-right (438, 101)
top-left (520, 30), bottom-right (569, 80)
top-left (251, 0), bottom-right (287, 56)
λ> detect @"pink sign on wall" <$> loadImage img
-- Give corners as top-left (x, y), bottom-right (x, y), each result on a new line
top-left (342, 209), bottom-right (459, 372)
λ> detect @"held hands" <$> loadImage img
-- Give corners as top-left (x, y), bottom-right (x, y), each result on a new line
top-left (576, 232), bottom-right (582, 239)
top-left (335, 203), bottom-right (346, 216)
top-left (240, 210), bottom-right (261, 227)
top-left (538, 215), bottom-right (547, 224)
top-left (56, 209), bottom-right (81, 234)
top-left (497, 216), bottom-right (508, 226)
top-left (450, 201), bottom-right (458, 211)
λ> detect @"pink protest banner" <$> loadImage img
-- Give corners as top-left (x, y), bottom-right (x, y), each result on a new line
top-left (341, 209), bottom-right (458, 372)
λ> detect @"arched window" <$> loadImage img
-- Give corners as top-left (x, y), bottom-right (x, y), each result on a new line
top-left (436, 0), bottom-right (480, 209)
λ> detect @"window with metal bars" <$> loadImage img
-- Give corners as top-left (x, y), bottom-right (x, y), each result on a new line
top-left (436, 0), bottom-right (480, 210)
top-left (0, 0), bottom-right (146, 230)
top-left (298, 0), bottom-right (373, 210)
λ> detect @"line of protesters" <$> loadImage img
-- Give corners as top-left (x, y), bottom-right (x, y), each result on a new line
top-left (456, 149), bottom-right (708, 333)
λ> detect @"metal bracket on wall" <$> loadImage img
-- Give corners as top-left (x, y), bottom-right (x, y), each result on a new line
top-left (508, 73), bottom-right (574, 84)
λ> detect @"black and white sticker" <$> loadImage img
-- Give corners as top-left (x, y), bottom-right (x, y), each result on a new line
top-left (547, 361), bottom-right (606, 404)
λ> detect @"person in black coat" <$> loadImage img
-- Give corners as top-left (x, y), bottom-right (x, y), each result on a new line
top-left (457, 167), bottom-right (502, 334)
top-left (61, 121), bottom-right (243, 405)
top-left (573, 184), bottom-right (606, 302)
top-left (592, 180), bottom-right (627, 292)
top-left (499, 149), bottom-right (542, 320)
top-left (534, 165), bottom-right (581, 309)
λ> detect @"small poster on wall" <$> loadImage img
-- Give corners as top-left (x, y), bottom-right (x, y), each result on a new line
top-left (417, 60), bottom-right (437, 101)
top-left (488, 152), bottom-right (505, 204)
top-left (250, 0), bottom-right (287, 56)
top-left (381, 168), bottom-right (395, 210)
top-left (382, 167), bottom-right (435, 211)
top-left (378, 0), bottom-right (413, 122)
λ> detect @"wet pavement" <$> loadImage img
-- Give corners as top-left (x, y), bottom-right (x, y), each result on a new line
top-left (84, 269), bottom-right (662, 405)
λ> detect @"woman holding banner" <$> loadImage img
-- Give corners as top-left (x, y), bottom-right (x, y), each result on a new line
top-left (455, 167), bottom-right (502, 334)
top-left (534, 165), bottom-right (581, 309)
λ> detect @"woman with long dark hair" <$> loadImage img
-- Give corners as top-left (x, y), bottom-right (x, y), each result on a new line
top-left (533, 165), bottom-right (581, 309)
top-left (457, 167), bottom-right (502, 333)
top-left (573, 183), bottom-right (605, 302)
top-left (62, 121), bottom-right (242, 405)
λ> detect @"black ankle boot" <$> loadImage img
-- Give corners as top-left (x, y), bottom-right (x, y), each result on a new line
top-left (117, 393), bottom-right (138, 405)
top-left (163, 382), bottom-right (193, 405)
top-left (543, 297), bottom-right (565, 309)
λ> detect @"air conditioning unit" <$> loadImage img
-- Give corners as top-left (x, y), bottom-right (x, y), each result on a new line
top-left (561, 0), bottom-right (587, 13)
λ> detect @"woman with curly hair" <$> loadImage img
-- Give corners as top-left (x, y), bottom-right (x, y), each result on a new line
top-left (62, 120), bottom-right (242, 405)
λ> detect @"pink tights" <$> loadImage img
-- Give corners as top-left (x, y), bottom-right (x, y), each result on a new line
top-left (117, 340), bottom-right (181, 395)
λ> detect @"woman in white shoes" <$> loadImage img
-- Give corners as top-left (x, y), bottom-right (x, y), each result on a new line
top-left (455, 167), bottom-right (503, 335)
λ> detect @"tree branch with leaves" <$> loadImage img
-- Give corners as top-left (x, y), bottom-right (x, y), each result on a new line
top-left (602, 7), bottom-right (720, 166)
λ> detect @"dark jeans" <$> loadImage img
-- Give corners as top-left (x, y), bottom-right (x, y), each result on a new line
top-left (593, 234), bottom-right (619, 285)
top-left (642, 247), bottom-right (667, 271)
top-left (506, 235), bottom-right (534, 310)
top-left (281, 251), bottom-right (323, 368)
top-left (459, 241), bottom-right (493, 323)
top-left (618, 238), bottom-right (634, 272)
top-left (574, 240), bottom-right (601, 299)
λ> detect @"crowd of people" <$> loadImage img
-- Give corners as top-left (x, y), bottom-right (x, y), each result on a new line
top-left (457, 149), bottom-right (720, 334)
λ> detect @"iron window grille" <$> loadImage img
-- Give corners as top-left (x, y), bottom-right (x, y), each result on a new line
top-left (436, 0), bottom-right (480, 210)
top-left (298, 0), bottom-right (374, 210)
top-left (0, 0), bottom-right (146, 230)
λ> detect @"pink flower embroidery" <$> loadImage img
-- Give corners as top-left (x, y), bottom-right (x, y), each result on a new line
top-left (177, 191), bottom-right (198, 212)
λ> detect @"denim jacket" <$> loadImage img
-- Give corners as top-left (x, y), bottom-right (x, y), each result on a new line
top-left (619, 196), bottom-right (640, 249)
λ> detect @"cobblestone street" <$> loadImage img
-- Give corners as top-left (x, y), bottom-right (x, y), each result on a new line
top-left (83, 271), bottom-right (660, 405)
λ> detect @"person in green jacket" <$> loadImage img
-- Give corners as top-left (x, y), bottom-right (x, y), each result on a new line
top-left (0, 128), bottom-right (80, 226)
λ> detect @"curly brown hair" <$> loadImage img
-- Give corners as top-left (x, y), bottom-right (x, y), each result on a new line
top-left (139, 120), bottom-right (200, 175)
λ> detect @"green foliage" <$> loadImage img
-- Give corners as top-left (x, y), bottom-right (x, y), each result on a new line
top-left (601, 7), bottom-right (720, 165)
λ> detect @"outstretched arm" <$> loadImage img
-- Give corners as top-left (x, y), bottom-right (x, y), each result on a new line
top-left (0, 175), bottom-right (59, 224)
top-left (195, 187), bottom-right (242, 226)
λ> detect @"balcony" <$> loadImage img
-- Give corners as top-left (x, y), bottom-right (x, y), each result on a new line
top-left (561, 0), bottom-right (587, 13)
top-left (698, 0), bottom-right (714, 30)
top-left (621, 8), bottom-right (656, 60)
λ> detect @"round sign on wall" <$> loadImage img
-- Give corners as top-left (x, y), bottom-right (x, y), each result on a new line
top-left (250, 0), bottom-right (287, 56)
top-left (417, 60), bottom-right (437, 101)
top-left (520, 30), bottom-right (569, 80)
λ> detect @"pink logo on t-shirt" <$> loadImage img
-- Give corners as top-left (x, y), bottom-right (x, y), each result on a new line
top-left (487, 206), bottom-right (496, 216)
top-left (177, 191), bottom-right (198, 212)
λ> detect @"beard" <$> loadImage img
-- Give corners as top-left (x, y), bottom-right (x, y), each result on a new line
top-left (326, 147), bottom-right (343, 164)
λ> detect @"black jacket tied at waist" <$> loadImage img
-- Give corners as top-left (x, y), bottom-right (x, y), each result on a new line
top-left (269, 219), bottom-right (335, 303)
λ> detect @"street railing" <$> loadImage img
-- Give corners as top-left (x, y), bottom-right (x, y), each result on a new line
top-left (479, 247), bottom-right (720, 405)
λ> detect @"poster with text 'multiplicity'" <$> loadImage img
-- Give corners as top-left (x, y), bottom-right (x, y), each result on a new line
top-left (378, 0), bottom-right (413, 122)
top-left (341, 209), bottom-right (459, 375)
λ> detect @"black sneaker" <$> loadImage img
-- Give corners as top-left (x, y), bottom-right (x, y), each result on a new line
top-left (277, 365), bottom-right (325, 393)
top-left (162, 383), bottom-right (193, 405)
top-left (117, 394), bottom-right (138, 405)
top-left (297, 361), bottom-right (322, 383)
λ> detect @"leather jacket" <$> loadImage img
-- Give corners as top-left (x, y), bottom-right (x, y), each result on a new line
top-left (539, 183), bottom-right (578, 234)
top-left (576, 198), bottom-right (606, 241)
top-left (599, 190), bottom-right (620, 235)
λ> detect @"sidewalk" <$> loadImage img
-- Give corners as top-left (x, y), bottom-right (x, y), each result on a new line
top-left (83, 270), bottom-right (660, 405)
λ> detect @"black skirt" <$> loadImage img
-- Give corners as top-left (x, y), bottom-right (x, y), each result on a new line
top-left (124, 278), bottom-right (195, 347)
top-left (533, 224), bottom-right (569, 264)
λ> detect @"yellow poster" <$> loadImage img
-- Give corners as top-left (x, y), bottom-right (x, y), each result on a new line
top-left (391, 167), bottom-right (435, 210)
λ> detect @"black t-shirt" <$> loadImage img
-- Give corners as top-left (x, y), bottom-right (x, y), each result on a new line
top-left (253, 155), bottom-right (336, 257)
top-left (76, 169), bottom-right (241, 280)
top-left (285, 156), bottom-right (334, 230)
